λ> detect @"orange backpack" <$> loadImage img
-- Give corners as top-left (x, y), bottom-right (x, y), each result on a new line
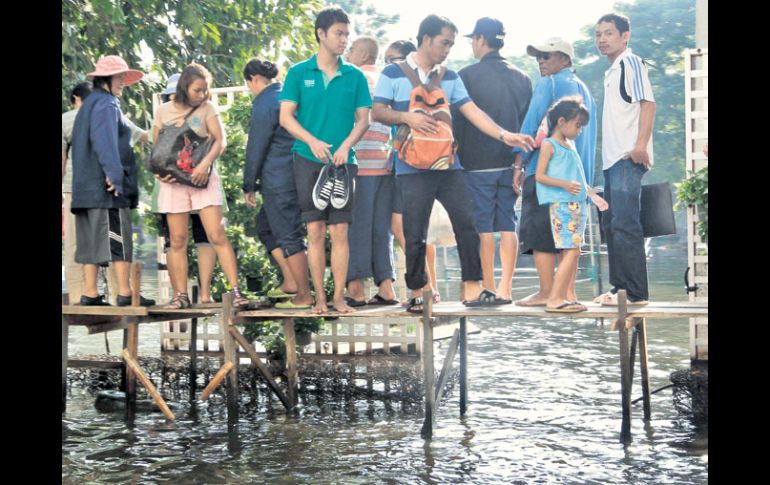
top-left (392, 62), bottom-right (457, 170)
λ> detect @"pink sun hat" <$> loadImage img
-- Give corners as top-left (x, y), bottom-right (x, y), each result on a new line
top-left (87, 55), bottom-right (144, 86)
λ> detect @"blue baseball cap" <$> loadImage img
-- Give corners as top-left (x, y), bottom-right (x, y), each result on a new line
top-left (465, 17), bottom-right (505, 40)
top-left (162, 73), bottom-right (181, 96)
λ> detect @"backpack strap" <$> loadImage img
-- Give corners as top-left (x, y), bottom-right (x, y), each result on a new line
top-left (396, 61), bottom-right (423, 88)
top-left (427, 66), bottom-right (446, 90)
top-left (182, 103), bottom-right (202, 122)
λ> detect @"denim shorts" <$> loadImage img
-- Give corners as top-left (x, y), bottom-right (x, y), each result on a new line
top-left (462, 168), bottom-right (517, 233)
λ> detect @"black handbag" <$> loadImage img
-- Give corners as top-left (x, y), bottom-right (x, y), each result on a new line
top-left (596, 182), bottom-right (677, 238)
top-left (147, 106), bottom-right (214, 188)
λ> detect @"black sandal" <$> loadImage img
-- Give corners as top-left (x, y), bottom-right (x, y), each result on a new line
top-left (463, 289), bottom-right (505, 307)
top-left (164, 292), bottom-right (191, 309)
top-left (405, 297), bottom-right (424, 314)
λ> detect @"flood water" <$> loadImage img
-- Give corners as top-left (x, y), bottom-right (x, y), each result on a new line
top-left (62, 238), bottom-right (707, 484)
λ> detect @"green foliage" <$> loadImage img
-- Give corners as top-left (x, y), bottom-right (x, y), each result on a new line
top-left (675, 166), bottom-right (707, 241)
top-left (332, 0), bottom-right (400, 44)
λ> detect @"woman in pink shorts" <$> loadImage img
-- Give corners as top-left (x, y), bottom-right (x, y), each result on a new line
top-left (154, 63), bottom-right (248, 308)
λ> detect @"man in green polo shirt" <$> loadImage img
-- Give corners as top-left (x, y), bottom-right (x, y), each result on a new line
top-left (279, 6), bottom-right (372, 314)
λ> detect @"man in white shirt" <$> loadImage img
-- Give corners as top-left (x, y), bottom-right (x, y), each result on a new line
top-left (594, 12), bottom-right (656, 306)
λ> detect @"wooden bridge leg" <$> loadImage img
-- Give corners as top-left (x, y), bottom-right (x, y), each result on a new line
top-left (62, 294), bottom-right (69, 413)
top-left (636, 317), bottom-right (652, 421)
top-left (459, 316), bottom-right (468, 416)
top-left (283, 318), bottom-right (299, 409)
top-left (617, 290), bottom-right (632, 444)
top-left (125, 322), bottom-right (139, 419)
top-left (221, 293), bottom-right (239, 422)
top-left (421, 289), bottom-right (435, 439)
top-left (229, 327), bottom-right (293, 410)
top-left (435, 328), bottom-right (460, 405)
top-left (190, 286), bottom-right (199, 402)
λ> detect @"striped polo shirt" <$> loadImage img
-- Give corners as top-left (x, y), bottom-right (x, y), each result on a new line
top-left (355, 64), bottom-right (392, 175)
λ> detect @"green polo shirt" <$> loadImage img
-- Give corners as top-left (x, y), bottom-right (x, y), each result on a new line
top-left (279, 54), bottom-right (372, 164)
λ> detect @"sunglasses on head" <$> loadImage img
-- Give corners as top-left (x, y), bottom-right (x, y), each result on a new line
top-left (536, 52), bottom-right (552, 61)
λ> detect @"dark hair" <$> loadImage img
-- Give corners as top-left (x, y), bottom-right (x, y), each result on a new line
top-left (175, 63), bottom-right (213, 107)
top-left (91, 76), bottom-right (114, 94)
top-left (351, 36), bottom-right (379, 64)
top-left (597, 13), bottom-right (630, 34)
top-left (416, 14), bottom-right (458, 47)
top-left (243, 58), bottom-right (279, 81)
top-left (315, 6), bottom-right (350, 43)
top-left (481, 34), bottom-right (504, 50)
top-left (547, 96), bottom-right (590, 136)
top-left (387, 40), bottom-right (417, 58)
top-left (70, 82), bottom-right (92, 104)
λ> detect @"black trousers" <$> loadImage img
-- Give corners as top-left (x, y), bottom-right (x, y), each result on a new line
top-left (399, 171), bottom-right (482, 290)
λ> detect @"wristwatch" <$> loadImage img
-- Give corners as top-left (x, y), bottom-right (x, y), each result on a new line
top-left (498, 130), bottom-right (507, 141)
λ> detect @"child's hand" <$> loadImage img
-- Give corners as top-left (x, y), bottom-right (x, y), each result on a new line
top-left (565, 181), bottom-right (582, 195)
top-left (590, 193), bottom-right (609, 211)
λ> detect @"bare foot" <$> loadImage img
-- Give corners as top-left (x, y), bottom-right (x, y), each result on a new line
top-left (313, 300), bottom-right (328, 314)
top-left (333, 297), bottom-right (355, 313)
top-left (292, 295), bottom-right (314, 306)
top-left (495, 287), bottom-right (513, 301)
top-left (515, 292), bottom-right (549, 307)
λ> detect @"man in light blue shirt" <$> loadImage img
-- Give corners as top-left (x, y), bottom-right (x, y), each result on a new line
top-left (513, 38), bottom-right (597, 307)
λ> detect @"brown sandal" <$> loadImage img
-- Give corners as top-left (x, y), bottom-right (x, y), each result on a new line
top-left (164, 292), bottom-right (191, 309)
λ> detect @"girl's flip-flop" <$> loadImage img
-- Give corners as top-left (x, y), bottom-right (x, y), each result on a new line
top-left (367, 294), bottom-right (399, 306)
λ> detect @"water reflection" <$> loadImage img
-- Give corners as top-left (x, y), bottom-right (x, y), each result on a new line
top-left (63, 243), bottom-right (707, 484)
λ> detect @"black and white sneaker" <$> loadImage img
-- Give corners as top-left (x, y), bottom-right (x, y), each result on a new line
top-left (330, 164), bottom-right (350, 209)
top-left (312, 163), bottom-right (335, 210)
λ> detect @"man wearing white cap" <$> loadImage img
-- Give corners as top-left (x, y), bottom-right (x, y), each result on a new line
top-left (454, 17), bottom-right (532, 304)
top-left (513, 38), bottom-right (597, 307)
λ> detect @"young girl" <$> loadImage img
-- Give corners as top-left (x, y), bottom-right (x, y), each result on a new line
top-left (535, 96), bottom-right (608, 313)
top-left (154, 63), bottom-right (248, 309)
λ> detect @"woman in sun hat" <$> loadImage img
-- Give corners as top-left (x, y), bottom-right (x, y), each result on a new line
top-left (70, 54), bottom-right (155, 307)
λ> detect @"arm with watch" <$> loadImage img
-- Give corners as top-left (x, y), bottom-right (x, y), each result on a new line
top-left (457, 101), bottom-right (534, 152)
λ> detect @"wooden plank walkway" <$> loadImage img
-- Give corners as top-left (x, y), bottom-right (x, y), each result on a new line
top-left (62, 262), bottom-right (708, 443)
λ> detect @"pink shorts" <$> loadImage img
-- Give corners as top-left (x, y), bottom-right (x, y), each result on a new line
top-left (157, 169), bottom-right (224, 214)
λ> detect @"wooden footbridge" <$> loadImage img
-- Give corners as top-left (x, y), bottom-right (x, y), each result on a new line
top-left (62, 263), bottom-right (708, 443)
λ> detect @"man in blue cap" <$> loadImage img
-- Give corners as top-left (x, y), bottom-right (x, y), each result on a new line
top-left (454, 17), bottom-right (532, 304)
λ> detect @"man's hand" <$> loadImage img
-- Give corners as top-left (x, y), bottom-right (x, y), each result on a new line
top-left (309, 138), bottom-right (333, 162)
top-left (244, 192), bottom-right (257, 208)
top-left (406, 112), bottom-right (438, 134)
top-left (513, 168), bottom-right (525, 195)
top-left (501, 132), bottom-right (535, 152)
top-left (331, 144), bottom-right (350, 167)
top-left (628, 145), bottom-right (651, 170)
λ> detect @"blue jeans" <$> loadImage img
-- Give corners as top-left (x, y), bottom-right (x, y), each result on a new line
top-left (346, 175), bottom-right (396, 285)
top-left (601, 159), bottom-right (649, 301)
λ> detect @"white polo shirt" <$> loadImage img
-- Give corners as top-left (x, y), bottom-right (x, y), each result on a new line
top-left (601, 48), bottom-right (655, 170)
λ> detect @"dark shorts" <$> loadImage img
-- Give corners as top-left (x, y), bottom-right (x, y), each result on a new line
top-left (159, 213), bottom-right (210, 253)
top-left (74, 208), bottom-right (133, 265)
top-left (462, 168), bottom-right (517, 233)
top-left (293, 152), bottom-right (356, 225)
top-left (518, 175), bottom-right (558, 255)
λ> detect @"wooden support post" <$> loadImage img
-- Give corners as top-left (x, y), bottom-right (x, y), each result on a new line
top-left (228, 327), bottom-right (292, 409)
top-left (125, 262), bottom-right (142, 417)
top-left (435, 328), bottom-right (460, 406)
top-left (121, 349), bottom-right (175, 420)
top-left (636, 317), bottom-right (652, 421)
top-left (199, 361), bottom-right (234, 401)
top-left (629, 325), bottom-right (638, 397)
top-left (189, 286), bottom-right (199, 402)
top-left (459, 316), bottom-right (468, 416)
top-left (221, 292), bottom-right (239, 421)
top-left (62, 294), bottom-right (69, 413)
top-left (617, 289), bottom-right (632, 444)
top-left (283, 318), bottom-right (299, 409)
top-left (130, 261), bottom-right (141, 306)
top-left (421, 289), bottom-right (435, 439)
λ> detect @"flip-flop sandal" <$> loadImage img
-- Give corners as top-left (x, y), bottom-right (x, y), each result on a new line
top-left (267, 288), bottom-right (297, 299)
top-left (593, 291), bottom-right (616, 305)
top-left (343, 296), bottom-right (367, 307)
top-left (368, 294), bottom-right (399, 306)
top-left (405, 297), bottom-right (424, 314)
top-left (495, 297), bottom-right (513, 305)
top-left (275, 300), bottom-right (313, 310)
top-left (515, 298), bottom-right (547, 307)
top-left (463, 289), bottom-right (505, 307)
top-left (432, 292), bottom-right (441, 304)
top-left (546, 302), bottom-right (587, 313)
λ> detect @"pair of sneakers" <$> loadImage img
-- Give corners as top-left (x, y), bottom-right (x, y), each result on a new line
top-left (313, 163), bottom-right (350, 210)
